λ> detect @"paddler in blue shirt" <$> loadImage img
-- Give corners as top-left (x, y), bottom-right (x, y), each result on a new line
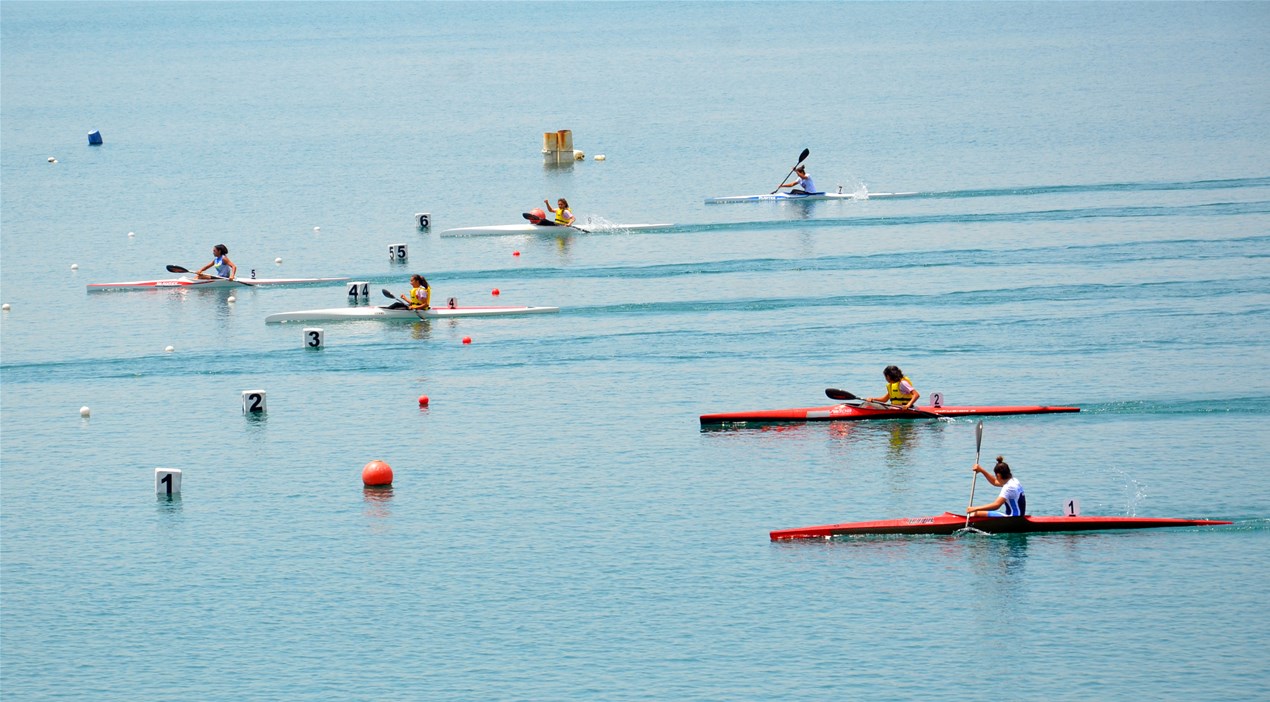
top-left (779, 165), bottom-right (818, 194)
top-left (967, 457), bottom-right (1026, 517)
top-left (195, 244), bottom-right (237, 280)
top-left (543, 197), bottom-right (575, 226)
top-left (869, 365), bottom-right (920, 410)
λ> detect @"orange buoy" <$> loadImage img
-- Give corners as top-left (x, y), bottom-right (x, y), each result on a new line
top-left (462, 336), bottom-right (472, 344)
top-left (418, 395), bottom-right (429, 407)
top-left (491, 288), bottom-right (500, 296)
top-left (362, 460), bottom-right (393, 486)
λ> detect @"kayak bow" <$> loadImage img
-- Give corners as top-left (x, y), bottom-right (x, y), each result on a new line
top-left (700, 403), bottom-right (1080, 425)
top-left (771, 512), bottom-right (1232, 539)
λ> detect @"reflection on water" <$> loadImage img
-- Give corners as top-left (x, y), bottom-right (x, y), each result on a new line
top-left (155, 493), bottom-right (183, 513)
top-left (408, 320), bottom-right (432, 341)
top-left (363, 487), bottom-right (394, 527)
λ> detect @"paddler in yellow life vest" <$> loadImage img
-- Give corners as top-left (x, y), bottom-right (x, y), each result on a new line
top-left (394, 274), bottom-right (430, 310)
top-left (543, 197), bottom-right (575, 226)
top-left (869, 365), bottom-right (920, 410)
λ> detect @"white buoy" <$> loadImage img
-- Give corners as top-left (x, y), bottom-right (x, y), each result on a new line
top-left (48, 157), bottom-right (57, 163)
top-left (227, 295), bottom-right (236, 303)
top-left (79, 406), bottom-right (91, 417)
top-left (275, 257), bottom-right (283, 264)
top-left (128, 231), bottom-right (135, 238)
top-left (70, 263), bottom-right (79, 270)
top-left (165, 345), bottom-right (175, 353)
top-left (2, 304), bottom-right (9, 311)
top-left (595, 154), bottom-right (606, 161)
top-left (573, 150), bottom-right (585, 161)
top-left (313, 226), bottom-right (320, 233)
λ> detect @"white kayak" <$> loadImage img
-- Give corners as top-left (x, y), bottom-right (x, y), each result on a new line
top-left (88, 275), bottom-right (350, 291)
top-left (704, 190), bottom-right (919, 204)
top-left (440, 222), bottom-right (674, 237)
top-left (265, 304), bottom-right (560, 323)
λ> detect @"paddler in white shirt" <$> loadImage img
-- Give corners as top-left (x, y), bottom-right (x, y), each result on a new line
top-left (543, 197), bottom-right (575, 226)
top-left (967, 457), bottom-right (1027, 517)
top-left (779, 165), bottom-right (818, 194)
top-left (869, 365), bottom-right (920, 410)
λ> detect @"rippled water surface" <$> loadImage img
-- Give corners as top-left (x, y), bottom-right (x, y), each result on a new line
top-left (3, 2), bottom-right (1268, 700)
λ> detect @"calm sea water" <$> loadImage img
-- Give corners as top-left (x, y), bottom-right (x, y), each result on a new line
top-left (3, 2), bottom-right (1268, 700)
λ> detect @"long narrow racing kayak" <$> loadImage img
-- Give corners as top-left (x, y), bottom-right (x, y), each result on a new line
top-left (265, 304), bottom-right (560, 323)
top-left (704, 190), bottom-right (919, 204)
top-left (88, 275), bottom-right (350, 291)
top-left (440, 222), bottom-right (674, 237)
top-left (771, 512), bottom-right (1231, 539)
top-left (701, 403), bottom-right (1079, 425)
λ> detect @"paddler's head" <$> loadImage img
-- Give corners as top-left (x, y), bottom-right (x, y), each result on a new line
top-left (213, 244), bottom-right (228, 256)
top-left (993, 456), bottom-right (1012, 480)
top-left (883, 365), bottom-right (904, 382)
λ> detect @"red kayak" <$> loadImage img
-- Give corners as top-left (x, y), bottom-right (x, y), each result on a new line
top-left (770, 512), bottom-right (1231, 540)
top-left (700, 403), bottom-right (1079, 425)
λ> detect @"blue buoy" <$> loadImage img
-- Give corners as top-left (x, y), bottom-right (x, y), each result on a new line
top-left (88, 130), bottom-right (102, 146)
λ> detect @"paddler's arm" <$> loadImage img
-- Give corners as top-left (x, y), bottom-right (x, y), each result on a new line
top-left (968, 495), bottom-right (1005, 515)
top-left (973, 463), bottom-right (1004, 487)
top-left (224, 256), bottom-right (237, 280)
top-left (902, 387), bottom-right (919, 410)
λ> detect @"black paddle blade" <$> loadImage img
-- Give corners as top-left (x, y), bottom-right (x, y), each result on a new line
top-left (825, 388), bottom-right (858, 401)
top-left (166, 265), bottom-right (191, 273)
top-left (382, 289), bottom-right (397, 299)
top-left (797, 147), bottom-right (810, 164)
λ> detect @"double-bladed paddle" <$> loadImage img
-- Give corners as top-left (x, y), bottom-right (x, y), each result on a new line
top-left (381, 288), bottom-right (428, 318)
top-left (770, 148), bottom-right (810, 194)
top-left (522, 211), bottom-right (590, 233)
top-left (824, 388), bottom-right (940, 418)
top-left (165, 264), bottom-right (250, 286)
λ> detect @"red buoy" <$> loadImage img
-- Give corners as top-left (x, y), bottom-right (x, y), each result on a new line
top-left (417, 395), bottom-right (429, 407)
top-left (362, 460), bottom-right (393, 486)
top-left (512, 251), bottom-right (520, 257)
top-left (491, 288), bottom-right (500, 296)
top-left (462, 336), bottom-right (472, 344)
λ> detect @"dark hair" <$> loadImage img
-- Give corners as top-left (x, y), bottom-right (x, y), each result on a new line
top-left (883, 365), bottom-right (904, 382)
top-left (558, 198), bottom-right (569, 208)
top-left (411, 274), bottom-right (429, 287)
top-left (213, 244), bottom-right (228, 256)
top-left (993, 456), bottom-right (1012, 480)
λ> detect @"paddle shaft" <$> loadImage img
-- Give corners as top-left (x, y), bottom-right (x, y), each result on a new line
top-left (522, 212), bottom-right (589, 233)
top-left (165, 264), bottom-right (249, 285)
top-left (965, 421), bottom-right (984, 529)
top-left (771, 148), bottom-right (810, 194)
top-left (824, 388), bottom-right (940, 418)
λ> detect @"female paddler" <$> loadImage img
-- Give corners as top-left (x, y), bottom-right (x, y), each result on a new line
top-left (966, 456), bottom-right (1026, 517)
top-left (869, 365), bottom-right (920, 410)
top-left (390, 274), bottom-right (430, 310)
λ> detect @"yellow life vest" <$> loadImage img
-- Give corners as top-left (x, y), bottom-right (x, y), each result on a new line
top-left (407, 285), bottom-right (431, 309)
top-left (551, 207), bottom-right (571, 225)
top-left (887, 376), bottom-right (915, 404)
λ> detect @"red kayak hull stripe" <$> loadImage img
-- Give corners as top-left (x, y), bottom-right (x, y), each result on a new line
top-left (701, 404), bottom-right (1080, 424)
top-left (770, 512), bottom-right (1232, 539)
